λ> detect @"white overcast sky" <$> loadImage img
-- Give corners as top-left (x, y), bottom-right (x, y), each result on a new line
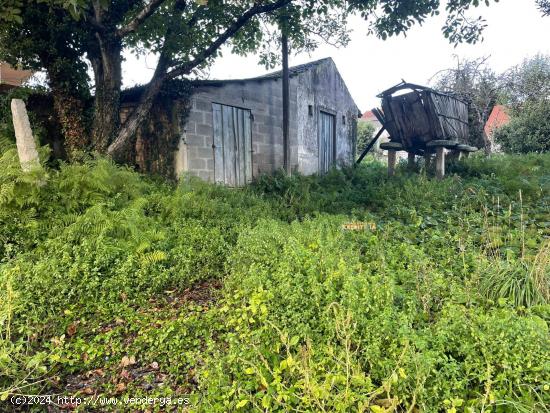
top-left (123, 0), bottom-right (550, 112)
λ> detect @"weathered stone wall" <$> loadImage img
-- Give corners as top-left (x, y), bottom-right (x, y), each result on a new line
top-left (121, 96), bottom-right (189, 179)
top-left (295, 59), bottom-right (358, 175)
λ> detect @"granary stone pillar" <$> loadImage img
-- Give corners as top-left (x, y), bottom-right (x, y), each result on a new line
top-left (11, 99), bottom-right (40, 171)
top-left (380, 141), bottom-right (403, 177)
top-left (426, 140), bottom-right (458, 180)
top-left (387, 150), bottom-right (397, 177)
top-left (435, 147), bottom-right (445, 180)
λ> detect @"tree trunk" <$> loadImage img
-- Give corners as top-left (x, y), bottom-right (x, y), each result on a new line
top-left (50, 87), bottom-right (89, 159)
top-left (107, 53), bottom-right (171, 161)
top-left (89, 37), bottom-right (122, 153)
top-left (39, 50), bottom-right (90, 160)
top-left (107, 74), bottom-right (165, 161)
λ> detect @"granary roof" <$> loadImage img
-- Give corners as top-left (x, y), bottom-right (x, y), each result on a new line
top-left (377, 80), bottom-right (467, 104)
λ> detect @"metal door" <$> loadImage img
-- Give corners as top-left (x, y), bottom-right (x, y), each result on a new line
top-left (318, 111), bottom-right (336, 173)
top-left (212, 103), bottom-right (252, 186)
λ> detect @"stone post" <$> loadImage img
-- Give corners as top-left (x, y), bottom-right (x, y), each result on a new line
top-left (387, 150), bottom-right (397, 177)
top-left (11, 99), bottom-right (40, 171)
top-left (435, 146), bottom-right (445, 180)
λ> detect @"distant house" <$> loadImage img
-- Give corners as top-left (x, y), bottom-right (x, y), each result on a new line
top-left (360, 109), bottom-right (390, 147)
top-left (0, 62), bottom-right (32, 92)
top-left (361, 110), bottom-right (382, 130)
top-left (360, 109), bottom-right (407, 159)
top-left (122, 57), bottom-right (360, 183)
top-left (485, 105), bottom-right (510, 138)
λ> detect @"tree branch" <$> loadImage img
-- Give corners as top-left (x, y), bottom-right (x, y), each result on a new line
top-left (116, 0), bottom-right (169, 38)
top-left (166, 0), bottom-right (292, 79)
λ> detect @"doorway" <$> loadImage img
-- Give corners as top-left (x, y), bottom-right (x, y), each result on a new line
top-left (318, 110), bottom-right (336, 173)
top-left (212, 103), bottom-right (253, 186)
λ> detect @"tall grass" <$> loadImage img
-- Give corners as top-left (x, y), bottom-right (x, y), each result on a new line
top-left (480, 241), bottom-right (549, 307)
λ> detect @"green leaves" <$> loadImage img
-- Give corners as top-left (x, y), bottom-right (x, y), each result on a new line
top-left (1, 153), bottom-right (549, 410)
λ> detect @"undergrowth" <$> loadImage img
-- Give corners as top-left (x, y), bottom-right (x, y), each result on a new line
top-left (0, 149), bottom-right (548, 412)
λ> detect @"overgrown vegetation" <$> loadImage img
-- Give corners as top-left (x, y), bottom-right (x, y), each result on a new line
top-left (0, 149), bottom-right (549, 412)
top-left (495, 101), bottom-right (550, 154)
top-left (356, 120), bottom-right (376, 156)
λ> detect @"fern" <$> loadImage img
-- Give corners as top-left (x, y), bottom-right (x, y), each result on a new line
top-left (139, 250), bottom-right (168, 266)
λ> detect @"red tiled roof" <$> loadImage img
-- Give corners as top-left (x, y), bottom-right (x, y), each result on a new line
top-left (361, 110), bottom-right (377, 121)
top-left (0, 62), bottom-right (32, 87)
top-left (484, 105), bottom-right (510, 137)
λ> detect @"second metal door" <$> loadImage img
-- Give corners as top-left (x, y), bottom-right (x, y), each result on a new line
top-left (318, 111), bottom-right (336, 173)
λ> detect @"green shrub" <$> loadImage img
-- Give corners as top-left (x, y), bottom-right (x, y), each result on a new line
top-left (495, 101), bottom-right (550, 154)
top-left (0, 152), bottom-right (549, 411)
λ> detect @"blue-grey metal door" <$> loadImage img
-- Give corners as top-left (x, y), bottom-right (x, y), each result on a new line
top-left (212, 103), bottom-right (252, 186)
top-left (318, 111), bottom-right (336, 173)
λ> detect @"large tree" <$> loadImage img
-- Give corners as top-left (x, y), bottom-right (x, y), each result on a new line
top-left (0, 3), bottom-right (92, 158)
top-left (500, 53), bottom-right (550, 111)
top-left (430, 56), bottom-right (503, 153)
top-left (1, 0), bottom-right (501, 162)
top-left (495, 54), bottom-right (550, 154)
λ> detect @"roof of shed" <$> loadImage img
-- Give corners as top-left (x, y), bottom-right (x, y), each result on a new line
top-left (193, 57), bottom-right (333, 86)
top-left (121, 57), bottom-right (360, 113)
top-left (122, 58), bottom-right (333, 100)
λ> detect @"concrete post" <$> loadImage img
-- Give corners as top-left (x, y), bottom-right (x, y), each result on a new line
top-left (11, 99), bottom-right (40, 171)
top-left (435, 146), bottom-right (445, 180)
top-left (388, 150), bottom-right (397, 177)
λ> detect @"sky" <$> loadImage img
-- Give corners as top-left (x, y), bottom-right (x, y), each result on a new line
top-left (122, 0), bottom-right (550, 112)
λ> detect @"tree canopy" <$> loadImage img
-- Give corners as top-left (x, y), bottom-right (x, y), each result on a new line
top-left (430, 56), bottom-right (502, 152)
top-left (496, 54), bottom-right (550, 154)
top-left (0, 0), bottom-right (504, 162)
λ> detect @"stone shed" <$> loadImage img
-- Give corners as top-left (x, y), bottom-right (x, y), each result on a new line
top-left (176, 57), bottom-right (359, 185)
top-left (121, 57), bottom-right (359, 183)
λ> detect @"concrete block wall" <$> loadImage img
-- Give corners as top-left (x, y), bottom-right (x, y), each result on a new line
top-left (177, 79), bottom-right (299, 181)
top-left (175, 59), bottom-right (358, 182)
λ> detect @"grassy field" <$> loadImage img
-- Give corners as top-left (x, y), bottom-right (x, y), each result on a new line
top-left (0, 149), bottom-right (549, 412)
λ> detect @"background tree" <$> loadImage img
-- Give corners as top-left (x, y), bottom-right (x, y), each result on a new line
top-left (500, 54), bottom-right (550, 111)
top-left (1, 0), bottom-right (499, 163)
top-left (537, 0), bottom-right (550, 16)
top-left (356, 120), bottom-right (376, 157)
top-left (494, 101), bottom-right (550, 153)
top-left (430, 56), bottom-right (503, 154)
top-left (496, 54), bottom-right (550, 154)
